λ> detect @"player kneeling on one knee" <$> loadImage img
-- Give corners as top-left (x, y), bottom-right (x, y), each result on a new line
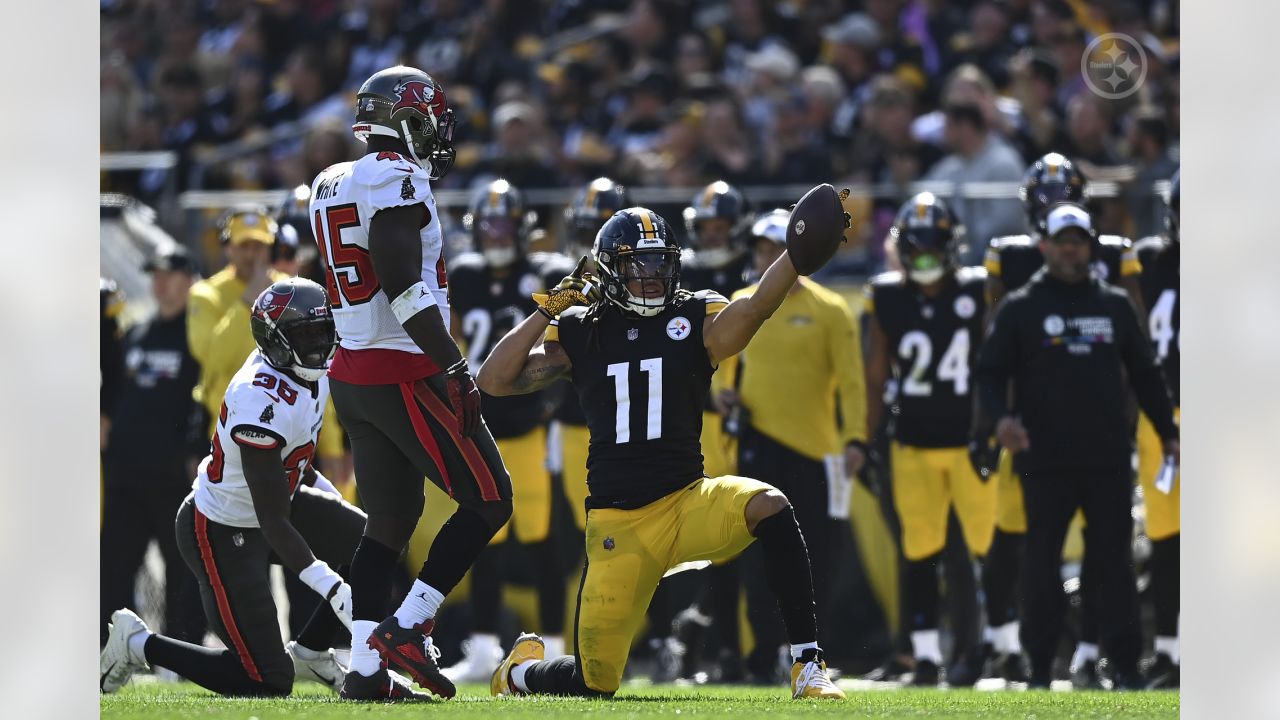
top-left (475, 204), bottom-right (847, 699)
top-left (101, 279), bottom-right (368, 697)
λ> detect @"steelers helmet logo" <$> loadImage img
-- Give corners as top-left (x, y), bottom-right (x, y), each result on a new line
top-left (666, 316), bottom-right (691, 341)
top-left (954, 295), bottom-right (976, 319)
top-left (1044, 314), bottom-right (1065, 336)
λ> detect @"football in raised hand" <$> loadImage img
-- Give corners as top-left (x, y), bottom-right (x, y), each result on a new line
top-left (786, 183), bottom-right (851, 275)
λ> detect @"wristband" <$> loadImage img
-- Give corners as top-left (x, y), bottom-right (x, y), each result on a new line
top-left (390, 280), bottom-right (437, 324)
top-left (299, 559), bottom-right (342, 597)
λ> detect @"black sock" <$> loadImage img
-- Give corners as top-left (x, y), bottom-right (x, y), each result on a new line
top-left (350, 536), bottom-right (399, 622)
top-left (144, 635), bottom-right (286, 697)
top-left (1149, 535), bottom-right (1180, 638)
top-left (903, 553), bottom-right (941, 634)
top-left (982, 530), bottom-right (1023, 629)
top-left (470, 545), bottom-right (503, 635)
top-left (751, 505), bottom-right (817, 647)
top-left (525, 540), bottom-right (566, 635)
top-left (420, 507), bottom-right (499, 595)
top-left (296, 564), bottom-right (348, 652)
top-left (520, 655), bottom-right (609, 697)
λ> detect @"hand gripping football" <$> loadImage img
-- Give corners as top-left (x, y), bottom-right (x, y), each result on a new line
top-left (786, 184), bottom-right (852, 275)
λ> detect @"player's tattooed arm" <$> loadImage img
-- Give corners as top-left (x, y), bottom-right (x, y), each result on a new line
top-left (477, 311), bottom-right (572, 396)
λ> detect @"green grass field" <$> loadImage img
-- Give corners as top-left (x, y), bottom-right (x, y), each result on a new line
top-left (101, 680), bottom-right (1179, 719)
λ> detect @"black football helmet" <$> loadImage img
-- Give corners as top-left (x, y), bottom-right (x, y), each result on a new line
top-left (565, 177), bottom-right (631, 254)
top-left (1166, 169), bottom-right (1179, 242)
top-left (1020, 153), bottom-right (1086, 235)
top-left (250, 278), bottom-right (337, 382)
top-left (683, 181), bottom-right (751, 266)
top-left (891, 192), bottom-right (962, 284)
top-left (592, 207), bottom-right (681, 317)
top-left (353, 66), bottom-right (456, 179)
top-left (463, 178), bottom-right (533, 267)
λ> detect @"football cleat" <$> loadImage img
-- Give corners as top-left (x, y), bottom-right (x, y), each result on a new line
top-left (339, 667), bottom-right (434, 702)
top-left (367, 617), bottom-right (455, 699)
top-left (946, 645), bottom-right (986, 687)
top-left (441, 635), bottom-right (505, 683)
top-left (791, 650), bottom-right (844, 699)
top-left (1071, 658), bottom-right (1104, 689)
top-left (491, 632), bottom-right (546, 696)
top-left (910, 659), bottom-right (940, 686)
top-left (286, 641), bottom-right (347, 692)
top-left (861, 654), bottom-right (912, 682)
top-left (100, 609), bottom-right (150, 693)
top-left (994, 652), bottom-right (1030, 683)
top-left (1145, 653), bottom-right (1179, 689)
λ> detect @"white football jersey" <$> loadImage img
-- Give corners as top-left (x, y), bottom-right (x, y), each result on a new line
top-left (193, 352), bottom-right (328, 528)
top-left (308, 151), bottom-right (449, 353)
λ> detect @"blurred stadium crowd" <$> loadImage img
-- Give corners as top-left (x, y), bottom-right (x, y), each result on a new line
top-left (101, 0), bottom-right (1178, 273)
top-left (100, 0), bottom-right (1180, 693)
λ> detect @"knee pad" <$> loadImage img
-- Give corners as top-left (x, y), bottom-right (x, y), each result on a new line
top-left (465, 497), bottom-right (514, 533)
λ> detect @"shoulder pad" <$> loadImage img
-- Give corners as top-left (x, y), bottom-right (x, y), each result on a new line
top-left (1098, 234), bottom-right (1133, 249)
top-left (870, 270), bottom-right (905, 287)
top-left (350, 152), bottom-right (430, 189)
top-left (989, 234), bottom-right (1034, 249)
top-left (954, 265), bottom-right (988, 286)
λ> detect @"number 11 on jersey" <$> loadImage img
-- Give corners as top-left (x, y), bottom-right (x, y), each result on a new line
top-left (607, 358), bottom-right (663, 443)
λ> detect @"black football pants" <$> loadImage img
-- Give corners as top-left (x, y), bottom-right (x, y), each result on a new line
top-left (1019, 467), bottom-right (1141, 677)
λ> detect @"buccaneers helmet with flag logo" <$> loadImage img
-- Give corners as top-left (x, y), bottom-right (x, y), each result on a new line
top-left (250, 278), bottom-right (338, 382)
top-left (352, 66), bottom-right (456, 179)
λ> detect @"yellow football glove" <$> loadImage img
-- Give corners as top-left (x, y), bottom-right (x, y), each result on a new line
top-left (533, 255), bottom-right (603, 319)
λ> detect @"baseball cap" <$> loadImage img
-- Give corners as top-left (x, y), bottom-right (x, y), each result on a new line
top-left (143, 245), bottom-right (197, 274)
top-left (224, 211), bottom-right (277, 246)
top-left (1045, 204), bottom-right (1093, 237)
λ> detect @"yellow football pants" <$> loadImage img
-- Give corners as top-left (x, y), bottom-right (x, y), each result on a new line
top-left (995, 449), bottom-right (1027, 533)
top-left (891, 443), bottom-right (997, 560)
top-left (576, 475), bottom-right (772, 693)
top-left (490, 426), bottom-right (552, 544)
top-left (1138, 408), bottom-right (1180, 540)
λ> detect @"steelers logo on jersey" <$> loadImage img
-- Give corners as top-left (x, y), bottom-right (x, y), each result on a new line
top-left (666, 316), bottom-right (692, 341)
top-left (953, 295), bottom-right (976, 319)
top-left (1092, 259), bottom-right (1109, 280)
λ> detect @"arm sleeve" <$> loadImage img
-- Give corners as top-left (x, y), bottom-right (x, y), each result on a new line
top-left (832, 298), bottom-right (868, 445)
top-left (1116, 295), bottom-right (1179, 440)
top-left (975, 298), bottom-right (1018, 420)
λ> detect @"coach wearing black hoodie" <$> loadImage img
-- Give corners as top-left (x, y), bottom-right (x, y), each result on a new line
top-left (974, 203), bottom-right (1179, 688)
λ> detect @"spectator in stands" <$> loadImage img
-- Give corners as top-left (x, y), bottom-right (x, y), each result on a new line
top-left (822, 13), bottom-right (883, 142)
top-left (101, 247), bottom-right (204, 647)
top-left (1008, 48), bottom-right (1069, 162)
top-left (1125, 107), bottom-right (1178, 238)
top-left (472, 100), bottom-right (561, 190)
top-left (924, 68), bottom-right (1025, 264)
top-left (1065, 93), bottom-right (1120, 169)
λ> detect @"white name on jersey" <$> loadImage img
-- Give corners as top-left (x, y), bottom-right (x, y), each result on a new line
top-left (193, 352), bottom-right (328, 528)
top-left (308, 152), bottom-right (450, 353)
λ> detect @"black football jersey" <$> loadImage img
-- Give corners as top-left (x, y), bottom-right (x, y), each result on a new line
top-left (985, 234), bottom-right (1138, 294)
top-left (1135, 236), bottom-right (1179, 405)
top-left (868, 267), bottom-right (987, 447)
top-left (549, 290), bottom-right (726, 509)
top-left (449, 253), bottom-right (548, 438)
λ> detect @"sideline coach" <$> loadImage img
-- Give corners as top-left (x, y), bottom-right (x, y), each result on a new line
top-left (974, 204), bottom-right (1179, 687)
